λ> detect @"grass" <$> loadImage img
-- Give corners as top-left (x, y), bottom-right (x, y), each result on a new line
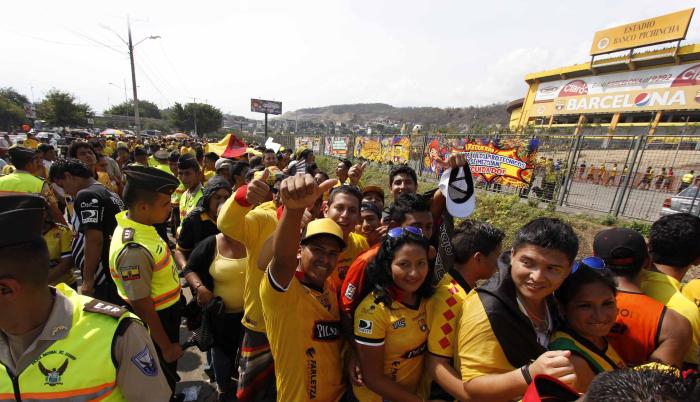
top-left (315, 156), bottom-right (652, 257)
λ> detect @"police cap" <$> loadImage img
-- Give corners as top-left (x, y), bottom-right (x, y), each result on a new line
top-left (8, 146), bottom-right (37, 166)
top-left (0, 194), bottom-right (46, 248)
top-left (123, 165), bottom-right (179, 195)
top-left (178, 154), bottom-right (199, 170)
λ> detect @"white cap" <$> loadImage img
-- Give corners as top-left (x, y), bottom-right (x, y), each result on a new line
top-left (438, 164), bottom-right (476, 218)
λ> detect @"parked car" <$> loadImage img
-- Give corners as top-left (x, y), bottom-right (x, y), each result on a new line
top-left (661, 186), bottom-right (700, 216)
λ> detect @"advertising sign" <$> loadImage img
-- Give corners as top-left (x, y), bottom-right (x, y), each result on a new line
top-left (325, 137), bottom-right (349, 156)
top-left (529, 61), bottom-right (700, 116)
top-left (294, 136), bottom-right (321, 153)
top-left (353, 136), bottom-right (412, 163)
top-left (424, 137), bottom-right (537, 188)
top-left (590, 8), bottom-right (694, 55)
top-left (250, 99), bottom-right (282, 115)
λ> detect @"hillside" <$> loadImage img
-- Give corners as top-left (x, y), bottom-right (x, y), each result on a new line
top-left (280, 102), bottom-right (510, 129)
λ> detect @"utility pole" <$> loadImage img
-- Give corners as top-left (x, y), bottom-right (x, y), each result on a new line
top-left (127, 18), bottom-right (141, 139)
top-left (191, 97), bottom-right (198, 136)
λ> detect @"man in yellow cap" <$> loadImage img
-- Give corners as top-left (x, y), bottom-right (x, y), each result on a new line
top-left (0, 194), bottom-right (171, 401)
top-left (108, 165), bottom-right (184, 395)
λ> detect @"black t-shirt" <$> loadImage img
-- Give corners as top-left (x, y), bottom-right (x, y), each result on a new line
top-left (71, 182), bottom-right (125, 287)
top-left (176, 211), bottom-right (220, 254)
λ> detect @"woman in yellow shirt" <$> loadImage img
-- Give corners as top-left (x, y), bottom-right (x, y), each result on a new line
top-left (184, 232), bottom-right (247, 401)
top-left (353, 226), bottom-right (433, 402)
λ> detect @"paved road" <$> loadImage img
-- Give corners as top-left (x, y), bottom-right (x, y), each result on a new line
top-left (563, 180), bottom-right (671, 221)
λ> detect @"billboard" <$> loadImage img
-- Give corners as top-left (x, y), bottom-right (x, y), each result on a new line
top-left (353, 136), bottom-right (412, 163)
top-left (528, 61), bottom-right (700, 117)
top-left (423, 137), bottom-right (537, 188)
top-left (324, 137), bottom-right (349, 156)
top-left (250, 99), bottom-right (282, 115)
top-left (294, 136), bottom-right (321, 153)
top-left (590, 8), bottom-right (694, 56)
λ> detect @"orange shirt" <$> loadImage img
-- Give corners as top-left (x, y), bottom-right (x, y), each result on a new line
top-left (607, 291), bottom-right (665, 366)
top-left (340, 245), bottom-right (379, 315)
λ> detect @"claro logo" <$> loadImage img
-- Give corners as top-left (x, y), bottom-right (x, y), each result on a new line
top-left (671, 63), bottom-right (700, 87)
top-left (558, 80), bottom-right (588, 97)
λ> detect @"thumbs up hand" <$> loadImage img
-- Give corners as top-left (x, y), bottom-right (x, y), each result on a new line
top-left (348, 161), bottom-right (368, 185)
top-left (281, 173), bottom-right (338, 210)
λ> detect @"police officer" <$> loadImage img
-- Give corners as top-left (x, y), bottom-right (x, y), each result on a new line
top-left (0, 146), bottom-right (66, 224)
top-left (0, 194), bottom-right (171, 401)
top-left (108, 165), bottom-right (184, 394)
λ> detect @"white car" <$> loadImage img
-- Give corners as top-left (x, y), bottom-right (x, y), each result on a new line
top-left (661, 186), bottom-right (700, 217)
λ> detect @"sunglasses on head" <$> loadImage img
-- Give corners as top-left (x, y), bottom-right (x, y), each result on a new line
top-left (387, 226), bottom-right (424, 238)
top-left (571, 256), bottom-right (605, 274)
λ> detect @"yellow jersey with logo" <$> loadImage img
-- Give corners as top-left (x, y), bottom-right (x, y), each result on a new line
top-left (260, 271), bottom-right (344, 402)
top-left (43, 224), bottom-right (77, 286)
top-left (328, 232), bottom-right (368, 292)
top-left (682, 279), bottom-right (700, 309)
top-left (353, 292), bottom-right (428, 402)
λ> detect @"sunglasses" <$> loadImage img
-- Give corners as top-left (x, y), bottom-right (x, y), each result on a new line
top-left (571, 256), bottom-right (605, 274)
top-left (387, 226), bottom-right (424, 238)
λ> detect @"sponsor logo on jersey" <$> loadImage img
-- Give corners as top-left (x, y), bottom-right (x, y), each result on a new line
top-left (402, 342), bottom-right (427, 359)
top-left (358, 319), bottom-right (373, 334)
top-left (305, 347), bottom-right (317, 399)
top-left (392, 317), bottom-right (406, 330)
top-left (344, 283), bottom-right (356, 301)
top-left (80, 209), bottom-right (98, 224)
top-left (313, 320), bottom-right (340, 341)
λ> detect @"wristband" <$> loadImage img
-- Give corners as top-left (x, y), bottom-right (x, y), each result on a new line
top-left (521, 364), bottom-right (532, 384)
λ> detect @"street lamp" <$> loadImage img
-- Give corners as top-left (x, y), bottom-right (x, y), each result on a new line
top-left (128, 29), bottom-right (160, 140)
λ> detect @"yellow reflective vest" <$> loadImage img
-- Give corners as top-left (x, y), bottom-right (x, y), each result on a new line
top-left (0, 171), bottom-right (44, 194)
top-left (109, 211), bottom-right (181, 310)
top-left (0, 284), bottom-right (131, 401)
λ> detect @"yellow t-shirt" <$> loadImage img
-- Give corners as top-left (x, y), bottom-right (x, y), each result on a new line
top-left (217, 197), bottom-right (278, 333)
top-left (43, 225), bottom-right (76, 286)
top-left (458, 291), bottom-right (515, 381)
top-left (640, 270), bottom-right (700, 365)
top-left (353, 292), bottom-right (429, 402)
top-left (682, 279), bottom-right (700, 308)
top-left (210, 243), bottom-right (246, 313)
top-left (171, 182), bottom-right (185, 207)
top-left (203, 169), bottom-right (216, 185)
top-left (260, 272), bottom-right (344, 402)
top-left (427, 272), bottom-right (470, 359)
top-left (96, 171), bottom-right (118, 193)
top-left (328, 232), bottom-right (369, 292)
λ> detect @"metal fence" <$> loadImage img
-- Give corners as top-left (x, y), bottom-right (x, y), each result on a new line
top-left (275, 129), bottom-right (700, 221)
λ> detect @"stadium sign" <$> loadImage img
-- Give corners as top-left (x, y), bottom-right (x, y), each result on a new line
top-left (529, 61), bottom-right (700, 116)
top-left (250, 99), bottom-right (282, 115)
top-left (590, 8), bottom-right (694, 56)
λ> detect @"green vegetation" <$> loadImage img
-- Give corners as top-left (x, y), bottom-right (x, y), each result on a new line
top-left (316, 155), bottom-right (652, 256)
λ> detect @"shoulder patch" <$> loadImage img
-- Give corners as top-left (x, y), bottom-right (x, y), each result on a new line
top-left (131, 346), bottom-right (159, 377)
top-left (122, 228), bottom-right (135, 243)
top-left (83, 298), bottom-right (127, 318)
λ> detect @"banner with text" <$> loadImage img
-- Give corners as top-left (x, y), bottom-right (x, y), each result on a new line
top-left (324, 137), bottom-right (350, 156)
top-left (529, 61), bottom-right (700, 116)
top-left (294, 136), bottom-right (322, 153)
top-left (423, 137), bottom-right (537, 188)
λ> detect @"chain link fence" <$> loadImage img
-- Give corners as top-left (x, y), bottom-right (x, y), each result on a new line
top-left (273, 129), bottom-right (700, 221)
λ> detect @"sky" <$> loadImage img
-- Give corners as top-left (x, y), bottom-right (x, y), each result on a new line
top-left (3, 0), bottom-right (699, 119)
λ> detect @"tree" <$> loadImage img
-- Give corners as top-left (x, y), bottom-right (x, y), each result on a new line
top-left (36, 90), bottom-right (93, 127)
top-left (105, 100), bottom-right (162, 119)
top-left (170, 102), bottom-right (223, 135)
top-left (0, 87), bottom-right (29, 130)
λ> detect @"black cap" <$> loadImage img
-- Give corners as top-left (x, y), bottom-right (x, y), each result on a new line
top-left (133, 147), bottom-right (147, 157)
top-left (361, 201), bottom-right (382, 218)
top-left (8, 146), bottom-right (36, 166)
top-left (123, 165), bottom-right (179, 195)
top-left (178, 154), bottom-right (199, 170)
top-left (593, 227), bottom-right (647, 270)
top-left (0, 195), bottom-right (46, 248)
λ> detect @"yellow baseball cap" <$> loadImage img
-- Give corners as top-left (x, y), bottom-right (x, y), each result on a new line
top-left (301, 218), bottom-right (346, 249)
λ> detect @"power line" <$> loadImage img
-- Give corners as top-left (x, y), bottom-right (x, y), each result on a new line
top-left (68, 28), bottom-right (124, 55)
top-left (8, 31), bottom-right (95, 47)
top-left (157, 41), bottom-right (192, 98)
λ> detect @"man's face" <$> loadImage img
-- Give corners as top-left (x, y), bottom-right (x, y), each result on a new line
top-left (207, 188), bottom-right (231, 219)
top-left (178, 168), bottom-right (200, 189)
top-left (168, 162), bottom-right (179, 176)
top-left (360, 210), bottom-right (380, 235)
top-left (390, 173), bottom-right (417, 198)
top-left (204, 159), bottom-right (216, 171)
top-left (263, 152), bottom-right (277, 167)
top-left (53, 172), bottom-right (80, 196)
top-left (299, 236), bottom-right (342, 288)
top-left (97, 157), bottom-right (109, 173)
top-left (362, 192), bottom-right (384, 211)
top-left (117, 149), bottom-right (130, 160)
top-left (76, 147), bottom-right (97, 168)
top-left (143, 193), bottom-right (174, 224)
top-left (400, 211), bottom-right (433, 239)
top-left (472, 244), bottom-right (503, 283)
top-left (510, 244), bottom-right (571, 304)
top-left (44, 149), bottom-right (56, 161)
top-left (336, 162), bottom-right (349, 179)
top-left (325, 193), bottom-right (360, 238)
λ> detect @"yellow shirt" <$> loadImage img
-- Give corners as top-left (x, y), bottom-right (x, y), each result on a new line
top-left (458, 291), bottom-right (515, 381)
top-left (96, 171), bottom-right (118, 193)
top-left (353, 292), bottom-right (428, 402)
top-left (217, 197), bottom-right (278, 333)
top-left (328, 232), bottom-right (369, 292)
top-left (203, 169), bottom-right (216, 185)
top-left (426, 272), bottom-right (470, 359)
top-left (260, 272), bottom-right (344, 402)
top-left (210, 242), bottom-right (246, 313)
top-left (43, 225), bottom-right (76, 286)
top-left (682, 279), bottom-right (700, 308)
top-left (640, 270), bottom-right (700, 364)
top-left (171, 183), bottom-right (185, 207)
top-left (179, 185), bottom-right (203, 223)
